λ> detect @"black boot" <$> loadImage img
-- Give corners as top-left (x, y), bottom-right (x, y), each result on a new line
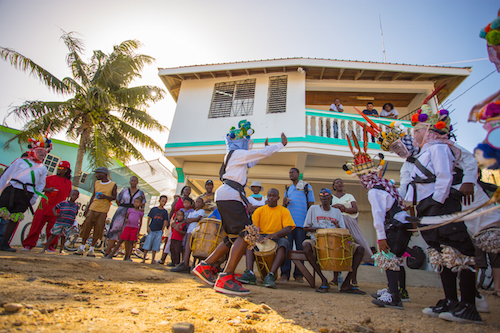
top-left (0, 221), bottom-right (18, 252)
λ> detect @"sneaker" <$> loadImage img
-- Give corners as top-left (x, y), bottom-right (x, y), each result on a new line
top-left (170, 263), bottom-right (191, 273)
top-left (21, 246), bottom-right (32, 251)
top-left (277, 276), bottom-right (288, 284)
top-left (371, 288), bottom-right (389, 299)
top-left (371, 292), bottom-right (404, 310)
top-left (294, 276), bottom-right (304, 283)
top-left (214, 273), bottom-right (251, 296)
top-left (45, 248), bottom-right (56, 254)
top-left (399, 288), bottom-right (410, 302)
top-left (123, 257), bottom-right (133, 262)
top-left (475, 295), bottom-right (490, 313)
top-left (422, 299), bottom-right (459, 318)
top-left (47, 247), bottom-right (56, 252)
top-left (166, 262), bottom-right (175, 267)
top-left (102, 255), bottom-right (113, 260)
top-left (87, 249), bottom-right (95, 257)
top-left (74, 248), bottom-right (84, 255)
top-left (236, 269), bottom-right (257, 285)
top-left (438, 302), bottom-right (484, 325)
top-left (192, 261), bottom-right (218, 286)
top-left (263, 273), bottom-right (277, 289)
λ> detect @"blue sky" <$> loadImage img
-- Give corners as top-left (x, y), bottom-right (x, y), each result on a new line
top-left (0, 0), bottom-right (498, 160)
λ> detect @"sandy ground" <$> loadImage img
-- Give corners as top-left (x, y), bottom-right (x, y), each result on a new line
top-left (0, 248), bottom-right (499, 333)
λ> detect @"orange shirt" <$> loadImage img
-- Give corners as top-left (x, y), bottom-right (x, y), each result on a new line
top-left (252, 205), bottom-right (295, 235)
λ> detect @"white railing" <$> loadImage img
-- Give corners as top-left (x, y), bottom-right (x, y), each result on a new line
top-left (305, 109), bottom-right (413, 146)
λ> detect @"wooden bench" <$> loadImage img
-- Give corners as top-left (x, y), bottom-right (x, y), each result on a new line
top-left (287, 250), bottom-right (315, 288)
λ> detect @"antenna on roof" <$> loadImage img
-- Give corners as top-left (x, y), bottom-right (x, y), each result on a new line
top-left (379, 14), bottom-right (387, 63)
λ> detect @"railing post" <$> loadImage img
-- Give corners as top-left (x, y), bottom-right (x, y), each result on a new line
top-left (331, 118), bottom-right (335, 139)
top-left (307, 115), bottom-right (311, 136)
top-left (322, 117), bottom-right (327, 138)
top-left (314, 116), bottom-right (319, 137)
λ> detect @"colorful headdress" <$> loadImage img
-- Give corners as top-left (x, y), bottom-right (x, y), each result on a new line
top-left (342, 130), bottom-right (385, 177)
top-left (410, 104), bottom-right (452, 135)
top-left (27, 134), bottom-right (52, 151)
top-left (225, 119), bottom-right (254, 151)
top-left (480, 11), bottom-right (500, 46)
top-left (470, 100), bottom-right (500, 169)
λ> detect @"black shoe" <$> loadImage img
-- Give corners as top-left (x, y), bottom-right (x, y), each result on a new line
top-left (371, 292), bottom-right (403, 310)
top-left (439, 302), bottom-right (484, 325)
top-left (422, 299), bottom-right (459, 318)
top-left (170, 263), bottom-right (191, 273)
top-left (0, 243), bottom-right (16, 252)
top-left (166, 262), bottom-right (175, 267)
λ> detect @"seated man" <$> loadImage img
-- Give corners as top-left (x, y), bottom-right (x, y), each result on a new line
top-left (302, 188), bottom-right (366, 294)
top-left (237, 188), bottom-right (294, 289)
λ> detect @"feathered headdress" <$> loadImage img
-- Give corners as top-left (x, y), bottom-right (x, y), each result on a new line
top-left (225, 119), bottom-right (255, 151)
top-left (27, 134), bottom-right (52, 151)
top-left (342, 129), bottom-right (385, 177)
top-left (480, 10), bottom-right (500, 46)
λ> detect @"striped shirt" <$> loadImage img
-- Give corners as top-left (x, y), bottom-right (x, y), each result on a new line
top-left (55, 200), bottom-right (79, 226)
top-left (285, 183), bottom-right (315, 228)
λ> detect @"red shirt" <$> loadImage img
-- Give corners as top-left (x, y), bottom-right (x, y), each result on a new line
top-left (170, 220), bottom-right (186, 241)
top-left (36, 175), bottom-right (72, 215)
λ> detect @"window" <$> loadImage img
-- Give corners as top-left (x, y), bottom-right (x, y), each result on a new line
top-left (80, 172), bottom-right (89, 185)
top-left (208, 79), bottom-right (256, 118)
top-left (267, 75), bottom-right (287, 114)
top-left (43, 154), bottom-right (61, 175)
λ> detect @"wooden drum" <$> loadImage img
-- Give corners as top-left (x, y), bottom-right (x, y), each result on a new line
top-left (315, 228), bottom-right (354, 272)
top-left (190, 218), bottom-right (226, 259)
top-left (254, 239), bottom-right (277, 280)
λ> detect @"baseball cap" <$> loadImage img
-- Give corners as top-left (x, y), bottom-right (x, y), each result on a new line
top-left (319, 188), bottom-right (332, 196)
top-left (58, 161), bottom-right (71, 169)
top-left (205, 180), bottom-right (214, 185)
top-left (93, 167), bottom-right (109, 175)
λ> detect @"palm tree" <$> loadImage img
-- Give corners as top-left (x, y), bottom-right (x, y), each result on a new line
top-left (0, 31), bottom-right (166, 186)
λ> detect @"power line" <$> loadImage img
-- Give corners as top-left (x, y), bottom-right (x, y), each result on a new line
top-left (430, 58), bottom-right (488, 66)
top-left (444, 70), bottom-right (497, 105)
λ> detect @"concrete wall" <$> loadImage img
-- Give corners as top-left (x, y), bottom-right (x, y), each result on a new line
top-left (168, 72), bottom-right (306, 144)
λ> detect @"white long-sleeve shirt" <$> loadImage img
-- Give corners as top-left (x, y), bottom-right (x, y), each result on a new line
top-left (0, 158), bottom-right (47, 205)
top-left (403, 141), bottom-right (454, 204)
top-left (368, 188), bottom-right (409, 240)
top-left (215, 143), bottom-right (284, 203)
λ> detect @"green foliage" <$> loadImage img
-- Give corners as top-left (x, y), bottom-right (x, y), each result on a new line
top-left (1, 30), bottom-right (166, 175)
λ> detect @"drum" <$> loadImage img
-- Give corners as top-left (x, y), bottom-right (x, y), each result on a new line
top-left (254, 239), bottom-right (277, 280)
top-left (190, 218), bottom-right (226, 259)
top-left (315, 228), bottom-right (354, 272)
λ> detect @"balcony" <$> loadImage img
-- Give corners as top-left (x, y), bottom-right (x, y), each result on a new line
top-left (305, 108), bottom-right (413, 149)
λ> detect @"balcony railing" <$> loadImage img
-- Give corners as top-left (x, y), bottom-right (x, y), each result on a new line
top-left (305, 109), bottom-right (413, 145)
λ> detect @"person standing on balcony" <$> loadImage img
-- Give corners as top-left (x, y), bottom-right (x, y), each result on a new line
top-left (380, 103), bottom-right (399, 119)
top-left (279, 167), bottom-right (315, 284)
top-left (362, 102), bottom-right (379, 117)
top-left (329, 98), bottom-right (344, 138)
top-left (192, 120), bottom-right (287, 295)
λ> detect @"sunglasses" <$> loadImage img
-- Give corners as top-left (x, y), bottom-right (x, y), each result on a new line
top-left (319, 192), bottom-right (331, 197)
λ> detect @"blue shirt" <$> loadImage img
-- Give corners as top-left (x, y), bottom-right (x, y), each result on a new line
top-left (208, 209), bottom-right (221, 220)
top-left (148, 207), bottom-right (169, 231)
top-left (285, 183), bottom-right (315, 227)
top-left (363, 109), bottom-right (378, 116)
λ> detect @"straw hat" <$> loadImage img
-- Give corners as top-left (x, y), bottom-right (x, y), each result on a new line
top-left (248, 181), bottom-right (263, 191)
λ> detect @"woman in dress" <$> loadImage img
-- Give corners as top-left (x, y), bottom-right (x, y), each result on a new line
top-left (104, 176), bottom-right (145, 256)
top-left (331, 178), bottom-right (374, 267)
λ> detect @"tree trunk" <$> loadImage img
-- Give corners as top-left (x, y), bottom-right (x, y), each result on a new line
top-left (73, 129), bottom-right (90, 188)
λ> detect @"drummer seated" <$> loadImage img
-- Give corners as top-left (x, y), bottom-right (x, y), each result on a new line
top-left (237, 188), bottom-right (295, 289)
top-left (171, 197), bottom-right (205, 273)
top-left (302, 188), bottom-right (366, 294)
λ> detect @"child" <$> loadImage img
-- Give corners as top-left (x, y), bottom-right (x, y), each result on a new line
top-left (142, 195), bottom-right (169, 264)
top-left (42, 189), bottom-right (80, 253)
top-left (106, 197), bottom-right (144, 261)
top-left (169, 210), bottom-right (186, 266)
top-left (171, 197), bottom-right (205, 272)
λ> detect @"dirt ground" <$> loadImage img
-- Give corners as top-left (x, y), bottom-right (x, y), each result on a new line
top-left (0, 249), bottom-right (499, 333)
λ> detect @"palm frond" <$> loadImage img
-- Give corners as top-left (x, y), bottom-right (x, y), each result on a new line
top-left (6, 101), bottom-right (69, 121)
top-left (111, 117), bottom-right (163, 152)
top-left (60, 30), bottom-right (90, 86)
top-left (62, 77), bottom-right (85, 94)
top-left (118, 107), bottom-right (165, 131)
top-left (0, 47), bottom-right (69, 94)
top-left (113, 86), bottom-right (165, 107)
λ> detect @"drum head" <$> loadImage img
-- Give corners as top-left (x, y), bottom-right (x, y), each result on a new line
top-left (255, 239), bottom-right (277, 253)
top-left (486, 127), bottom-right (500, 149)
top-left (316, 228), bottom-right (351, 236)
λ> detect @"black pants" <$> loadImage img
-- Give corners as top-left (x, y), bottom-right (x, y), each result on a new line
top-left (170, 239), bottom-right (183, 266)
top-left (216, 200), bottom-right (252, 246)
top-left (0, 186), bottom-right (33, 214)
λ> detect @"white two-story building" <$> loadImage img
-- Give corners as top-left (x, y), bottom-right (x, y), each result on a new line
top-left (158, 57), bottom-right (470, 248)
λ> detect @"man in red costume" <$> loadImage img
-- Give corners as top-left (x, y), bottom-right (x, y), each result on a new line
top-left (22, 161), bottom-right (73, 251)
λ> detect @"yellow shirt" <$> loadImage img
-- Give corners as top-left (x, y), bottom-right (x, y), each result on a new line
top-left (89, 180), bottom-right (116, 213)
top-left (252, 205), bottom-right (295, 235)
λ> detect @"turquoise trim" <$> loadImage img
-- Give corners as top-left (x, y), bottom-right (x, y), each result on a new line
top-left (305, 108), bottom-right (412, 128)
top-left (166, 135), bottom-right (380, 149)
top-left (299, 173), bottom-right (303, 180)
top-left (175, 167), bottom-right (185, 182)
